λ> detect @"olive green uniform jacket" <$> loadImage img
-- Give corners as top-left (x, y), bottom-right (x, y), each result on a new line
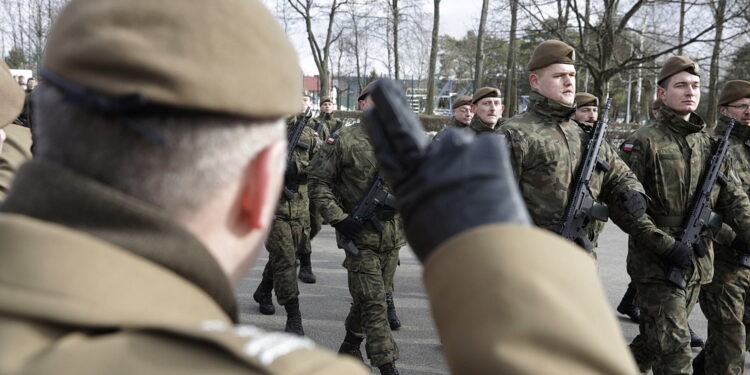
top-left (0, 124), bottom-right (32, 201)
top-left (498, 92), bottom-right (651, 241)
top-left (618, 107), bottom-right (750, 285)
top-left (0, 161), bottom-right (639, 374)
top-left (433, 117), bottom-right (468, 141)
top-left (279, 115), bottom-right (319, 220)
top-left (468, 114), bottom-right (496, 134)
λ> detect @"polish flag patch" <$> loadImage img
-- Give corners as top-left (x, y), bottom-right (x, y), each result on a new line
top-left (622, 143), bottom-right (634, 152)
top-left (326, 137), bottom-right (336, 144)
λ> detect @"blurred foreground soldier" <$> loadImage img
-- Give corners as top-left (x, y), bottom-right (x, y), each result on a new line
top-left (364, 78), bottom-right (640, 375)
top-left (309, 80), bottom-right (404, 374)
top-left (0, 59), bottom-right (28, 201)
top-left (693, 80), bottom-right (750, 375)
top-left (433, 95), bottom-right (472, 141)
top-left (499, 40), bottom-right (650, 253)
top-left (468, 87), bottom-right (503, 133)
top-left (253, 96), bottom-right (319, 334)
top-left (620, 57), bottom-right (750, 374)
top-left (0, 0), bottom-right (368, 373)
top-left (293, 92), bottom-right (319, 284)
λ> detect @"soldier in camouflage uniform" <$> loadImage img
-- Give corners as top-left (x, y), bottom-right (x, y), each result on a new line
top-left (571, 92), bottom-right (604, 247)
top-left (433, 95), bottom-right (472, 141)
top-left (252, 102), bottom-right (319, 335)
top-left (498, 41), bottom-right (651, 254)
top-left (309, 81), bottom-right (404, 375)
top-left (297, 92), bottom-right (322, 284)
top-left (692, 80), bottom-right (750, 375)
top-left (466, 87), bottom-right (504, 134)
top-left (619, 57), bottom-right (750, 374)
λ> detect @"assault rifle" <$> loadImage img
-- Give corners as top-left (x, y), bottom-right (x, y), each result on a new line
top-left (284, 107), bottom-right (312, 199)
top-left (336, 174), bottom-right (397, 256)
top-left (666, 118), bottom-right (736, 289)
top-left (559, 98), bottom-right (613, 252)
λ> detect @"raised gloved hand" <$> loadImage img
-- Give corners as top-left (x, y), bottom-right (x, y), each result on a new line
top-left (363, 78), bottom-right (531, 262)
top-left (617, 189), bottom-right (647, 218)
top-left (661, 241), bottom-right (692, 269)
top-left (333, 216), bottom-right (363, 240)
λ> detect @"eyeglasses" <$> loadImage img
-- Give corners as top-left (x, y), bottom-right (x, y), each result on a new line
top-left (726, 103), bottom-right (750, 111)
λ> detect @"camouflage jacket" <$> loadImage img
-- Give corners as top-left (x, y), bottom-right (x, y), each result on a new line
top-left (619, 107), bottom-right (750, 284)
top-left (711, 115), bottom-right (750, 264)
top-left (433, 117), bottom-right (468, 141)
top-left (498, 91), bottom-right (647, 240)
top-left (308, 122), bottom-right (406, 251)
top-left (277, 114), bottom-right (320, 220)
top-left (468, 115), bottom-right (496, 134)
top-left (313, 113), bottom-right (342, 141)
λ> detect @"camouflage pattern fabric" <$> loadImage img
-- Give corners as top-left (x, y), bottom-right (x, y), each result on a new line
top-left (629, 281), bottom-right (701, 374)
top-left (433, 117), bottom-right (468, 141)
top-left (308, 121), bottom-right (405, 367)
top-left (311, 113), bottom-right (332, 141)
top-left (468, 114), bottom-right (496, 134)
top-left (344, 247), bottom-right (401, 367)
top-left (262, 115), bottom-right (319, 303)
top-left (498, 91), bottom-right (648, 251)
top-left (263, 218), bottom-right (307, 305)
top-left (618, 107), bottom-right (750, 286)
top-left (619, 107), bottom-right (750, 374)
top-left (696, 115), bottom-right (750, 375)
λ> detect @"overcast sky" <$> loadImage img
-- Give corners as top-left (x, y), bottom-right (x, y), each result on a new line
top-left (273, 0), bottom-right (485, 76)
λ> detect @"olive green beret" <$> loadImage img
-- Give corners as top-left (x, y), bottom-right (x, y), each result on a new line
top-left (358, 80), bottom-right (379, 101)
top-left (451, 96), bottom-right (472, 109)
top-left (658, 56), bottom-right (700, 85)
top-left (719, 80), bottom-right (750, 106)
top-left (472, 87), bottom-right (501, 104)
top-left (41, 0), bottom-right (302, 119)
top-left (527, 40), bottom-right (575, 71)
top-left (0, 61), bottom-right (25, 129)
top-left (320, 96), bottom-right (333, 104)
top-left (575, 92), bottom-right (598, 108)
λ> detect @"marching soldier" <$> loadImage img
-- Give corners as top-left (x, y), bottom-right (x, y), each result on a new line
top-left (467, 87), bottom-right (504, 133)
top-left (309, 81), bottom-right (404, 374)
top-left (693, 80), bottom-right (750, 374)
top-left (498, 40), bottom-right (651, 253)
top-left (433, 95), bottom-right (472, 141)
top-left (619, 57), bottom-right (750, 374)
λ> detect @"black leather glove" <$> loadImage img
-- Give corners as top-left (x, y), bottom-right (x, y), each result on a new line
top-left (333, 216), bottom-right (363, 240)
top-left (363, 78), bottom-right (531, 262)
top-left (617, 189), bottom-right (647, 218)
top-left (731, 236), bottom-right (750, 254)
top-left (661, 241), bottom-right (692, 269)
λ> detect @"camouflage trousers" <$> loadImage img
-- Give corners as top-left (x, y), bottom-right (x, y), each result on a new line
top-left (297, 202), bottom-right (322, 256)
top-left (698, 259), bottom-right (750, 375)
top-left (343, 246), bottom-right (400, 367)
top-left (629, 281), bottom-right (701, 375)
top-left (263, 217), bottom-right (308, 305)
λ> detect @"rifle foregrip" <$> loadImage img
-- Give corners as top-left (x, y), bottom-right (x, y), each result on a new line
top-left (336, 233), bottom-right (360, 255)
top-left (666, 267), bottom-right (687, 289)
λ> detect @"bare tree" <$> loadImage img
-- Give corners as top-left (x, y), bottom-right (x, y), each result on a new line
top-left (473, 0), bottom-right (489, 89)
top-left (425, 0), bottom-right (440, 115)
top-left (288, 0), bottom-right (347, 97)
top-left (705, 0), bottom-right (727, 127)
top-left (503, 0), bottom-right (518, 117)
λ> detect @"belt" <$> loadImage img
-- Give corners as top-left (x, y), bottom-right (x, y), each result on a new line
top-left (652, 215), bottom-right (683, 228)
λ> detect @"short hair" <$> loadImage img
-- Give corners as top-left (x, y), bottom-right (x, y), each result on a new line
top-left (32, 83), bottom-right (283, 218)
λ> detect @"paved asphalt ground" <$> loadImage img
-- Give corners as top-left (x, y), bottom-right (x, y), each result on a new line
top-left (236, 222), bottom-right (750, 374)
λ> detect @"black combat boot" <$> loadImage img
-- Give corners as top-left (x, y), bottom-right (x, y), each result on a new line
top-left (253, 277), bottom-right (275, 315)
top-left (690, 326), bottom-right (705, 348)
top-left (283, 297), bottom-right (304, 336)
top-left (386, 292), bottom-right (401, 330)
top-left (616, 284), bottom-right (640, 323)
top-left (378, 361), bottom-right (400, 375)
top-left (298, 253), bottom-right (316, 284)
top-left (692, 348), bottom-right (706, 374)
top-left (337, 330), bottom-right (364, 362)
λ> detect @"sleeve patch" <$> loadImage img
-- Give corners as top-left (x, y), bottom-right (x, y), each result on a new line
top-left (326, 137), bottom-right (336, 144)
top-left (622, 143), bottom-right (634, 152)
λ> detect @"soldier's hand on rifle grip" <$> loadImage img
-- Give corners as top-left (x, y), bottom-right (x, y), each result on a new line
top-left (284, 160), bottom-right (297, 182)
top-left (618, 189), bottom-right (647, 218)
top-left (661, 242), bottom-right (692, 270)
top-left (334, 216), bottom-right (362, 239)
top-left (363, 78), bottom-right (531, 263)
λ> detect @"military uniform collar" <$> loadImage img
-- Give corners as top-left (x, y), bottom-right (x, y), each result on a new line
top-left (659, 106), bottom-right (704, 136)
top-left (450, 117), bottom-right (469, 128)
top-left (716, 115), bottom-right (750, 142)
top-left (528, 91), bottom-right (576, 121)
top-left (1, 160), bottom-right (239, 322)
top-left (469, 115), bottom-right (496, 133)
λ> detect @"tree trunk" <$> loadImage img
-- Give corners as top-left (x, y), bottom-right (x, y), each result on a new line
top-left (706, 0), bottom-right (726, 128)
top-left (504, 0), bottom-right (518, 117)
top-left (425, 0), bottom-right (440, 115)
top-left (392, 0), bottom-right (400, 82)
top-left (473, 0), bottom-right (489, 90)
top-left (678, 0), bottom-right (686, 55)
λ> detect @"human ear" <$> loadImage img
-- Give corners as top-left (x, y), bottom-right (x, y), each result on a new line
top-left (241, 139), bottom-right (286, 230)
